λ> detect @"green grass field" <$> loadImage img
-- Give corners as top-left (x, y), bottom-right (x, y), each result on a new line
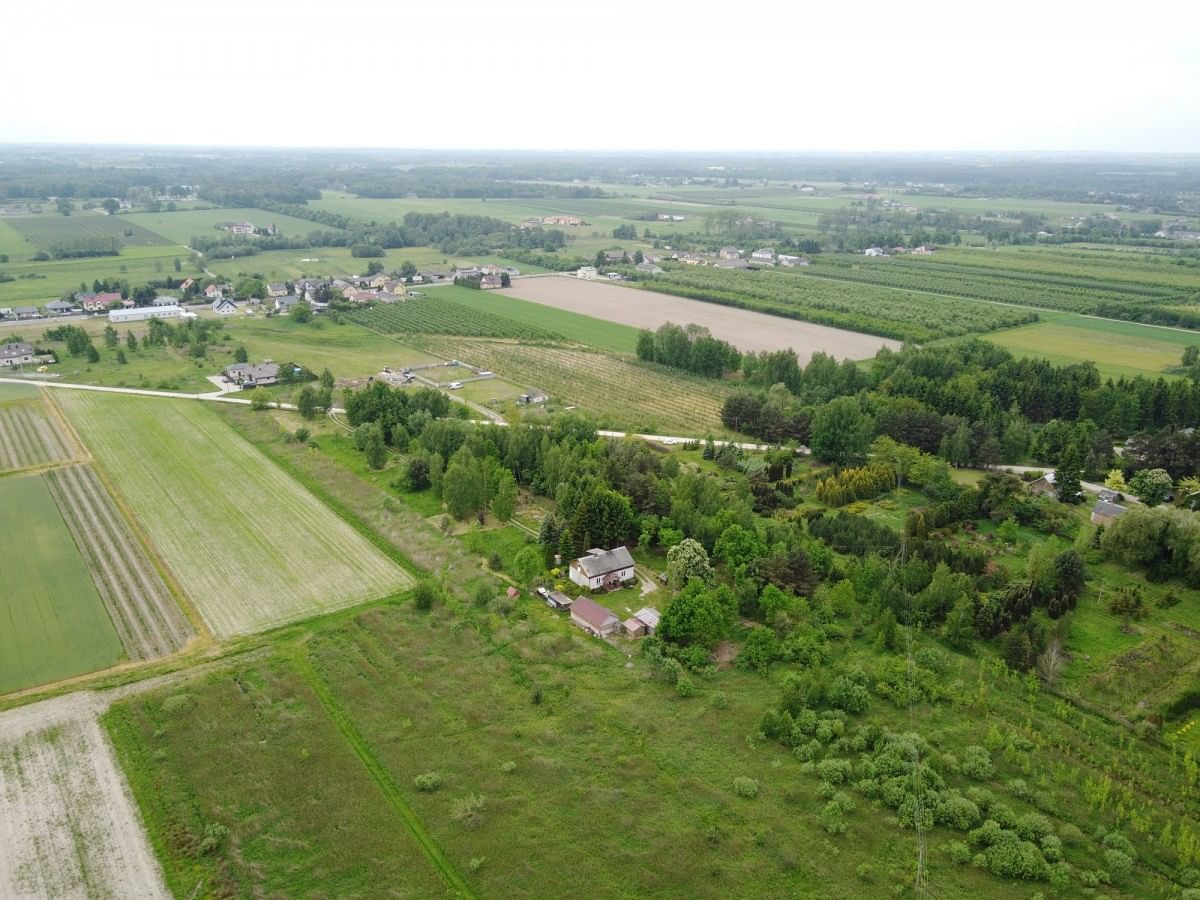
top-left (0, 220), bottom-right (38, 260)
top-left (444, 284), bottom-right (640, 353)
top-left (984, 315), bottom-right (1199, 379)
top-left (0, 243), bottom-right (196, 304)
top-left (57, 391), bottom-right (412, 637)
top-left (0, 473), bottom-right (123, 693)
top-left (124, 207), bottom-right (341, 245)
top-left (6, 214), bottom-right (170, 252)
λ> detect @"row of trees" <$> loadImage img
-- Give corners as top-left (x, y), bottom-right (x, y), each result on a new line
top-left (634, 322), bottom-right (741, 378)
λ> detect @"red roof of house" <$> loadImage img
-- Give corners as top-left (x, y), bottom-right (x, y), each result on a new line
top-left (570, 596), bottom-right (618, 629)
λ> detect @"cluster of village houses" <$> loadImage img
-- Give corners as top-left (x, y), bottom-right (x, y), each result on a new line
top-left (1, 261), bottom-right (520, 324)
top-left (575, 244), bottom-right (812, 281)
top-left (863, 244), bottom-right (937, 257)
top-left (538, 545), bottom-right (661, 640)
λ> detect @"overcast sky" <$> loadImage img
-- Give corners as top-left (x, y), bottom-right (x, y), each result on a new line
top-left (5, 0), bottom-right (1200, 153)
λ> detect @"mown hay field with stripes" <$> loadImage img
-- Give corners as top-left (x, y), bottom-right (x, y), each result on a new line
top-left (0, 395), bottom-right (78, 473)
top-left (0, 474), bottom-right (123, 693)
top-left (45, 464), bottom-right (193, 660)
top-left (58, 391), bottom-right (412, 637)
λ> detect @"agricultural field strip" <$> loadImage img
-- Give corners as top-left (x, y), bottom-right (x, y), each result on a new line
top-left (45, 465), bottom-right (192, 661)
top-left (0, 400), bottom-right (76, 474)
top-left (498, 276), bottom-right (901, 358)
top-left (348, 297), bottom-right (564, 341)
top-left (415, 336), bottom-right (731, 434)
top-left (58, 391), bottom-right (411, 638)
top-left (0, 692), bottom-right (169, 899)
top-left (6, 215), bottom-right (170, 251)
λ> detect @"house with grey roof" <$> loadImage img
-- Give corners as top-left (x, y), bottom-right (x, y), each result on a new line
top-left (0, 341), bottom-right (36, 367)
top-left (1090, 499), bottom-right (1128, 527)
top-left (45, 299), bottom-right (77, 315)
top-left (223, 362), bottom-right (280, 388)
top-left (569, 546), bottom-right (636, 591)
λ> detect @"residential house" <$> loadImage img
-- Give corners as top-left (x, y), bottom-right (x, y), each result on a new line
top-left (1026, 473), bottom-right (1058, 497)
top-left (74, 291), bottom-right (95, 306)
top-left (576, 266), bottom-right (599, 280)
top-left (603, 250), bottom-right (628, 265)
top-left (367, 273), bottom-right (390, 290)
top-left (569, 546), bottom-right (636, 591)
top-left (343, 289), bottom-right (377, 304)
top-left (92, 291), bottom-right (123, 310)
top-left (777, 254), bottom-right (809, 267)
top-left (749, 248), bottom-right (776, 266)
top-left (480, 264), bottom-right (504, 276)
top-left (453, 267), bottom-right (483, 282)
top-left (417, 270), bottom-right (450, 283)
top-left (635, 262), bottom-right (663, 274)
top-left (672, 251), bottom-right (707, 265)
top-left (622, 606), bottom-right (660, 637)
top-left (179, 278), bottom-right (194, 291)
top-left (45, 299), bottom-right (77, 316)
top-left (864, 247), bottom-right (888, 257)
top-left (912, 245), bottom-right (937, 255)
top-left (0, 341), bottom-right (36, 367)
top-left (266, 282), bottom-right (289, 298)
top-left (569, 596), bottom-right (621, 638)
top-left (14, 306), bottom-right (41, 320)
top-left (212, 297), bottom-right (238, 315)
top-left (205, 283), bottom-right (227, 299)
top-left (224, 222), bottom-right (256, 235)
top-left (375, 291), bottom-right (404, 304)
top-left (480, 274), bottom-right (503, 289)
top-left (718, 246), bottom-right (742, 260)
top-left (223, 362), bottom-right (280, 388)
top-left (1090, 500), bottom-right (1128, 527)
top-left (151, 296), bottom-right (178, 307)
top-left (713, 258), bottom-right (749, 270)
top-left (274, 295), bottom-right (301, 312)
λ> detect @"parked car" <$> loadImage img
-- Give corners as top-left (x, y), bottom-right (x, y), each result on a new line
top-left (448, 381), bottom-right (463, 389)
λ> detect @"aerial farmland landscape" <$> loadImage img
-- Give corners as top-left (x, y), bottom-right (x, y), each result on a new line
top-left (4, 3), bottom-right (1200, 899)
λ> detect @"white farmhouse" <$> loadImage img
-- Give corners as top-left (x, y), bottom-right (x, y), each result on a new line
top-left (569, 546), bottom-right (636, 591)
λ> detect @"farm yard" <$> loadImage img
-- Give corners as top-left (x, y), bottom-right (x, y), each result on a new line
top-left (45, 465), bottom-right (194, 660)
top-left (414, 335), bottom-right (735, 435)
top-left (0, 394), bottom-right (78, 473)
top-left (57, 391), bottom-right (412, 637)
top-left (0, 473), bottom-right (123, 694)
top-left (0, 694), bottom-right (168, 900)
top-left (499, 275), bottom-right (902, 359)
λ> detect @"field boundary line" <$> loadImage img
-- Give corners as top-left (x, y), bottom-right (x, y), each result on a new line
top-left (54, 400), bottom-right (216, 650)
top-left (40, 386), bottom-right (90, 463)
top-left (289, 650), bottom-right (474, 898)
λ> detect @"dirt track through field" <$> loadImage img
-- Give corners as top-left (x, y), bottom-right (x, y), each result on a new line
top-left (498, 276), bottom-right (901, 361)
top-left (45, 465), bottom-right (193, 660)
top-left (0, 693), bottom-right (168, 899)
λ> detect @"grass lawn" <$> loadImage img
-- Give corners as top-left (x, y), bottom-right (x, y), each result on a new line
top-left (0, 244), bottom-right (196, 305)
top-left (0, 473), bottom-right (123, 693)
top-left (57, 391), bottom-right (412, 637)
top-left (984, 315), bottom-right (1198, 380)
top-left (460, 524), bottom-right (537, 576)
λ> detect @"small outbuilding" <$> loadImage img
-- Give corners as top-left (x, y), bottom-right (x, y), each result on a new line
top-left (542, 589), bottom-right (573, 610)
top-left (569, 596), bottom-right (621, 638)
top-left (1026, 473), bottom-right (1057, 497)
top-left (1090, 499), bottom-right (1128, 527)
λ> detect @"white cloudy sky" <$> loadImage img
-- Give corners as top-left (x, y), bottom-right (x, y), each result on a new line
top-left (5, 0), bottom-right (1200, 152)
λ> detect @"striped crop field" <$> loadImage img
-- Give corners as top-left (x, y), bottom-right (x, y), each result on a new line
top-left (57, 391), bottom-right (412, 637)
top-left (0, 397), bottom-right (78, 473)
top-left (45, 464), bottom-right (193, 659)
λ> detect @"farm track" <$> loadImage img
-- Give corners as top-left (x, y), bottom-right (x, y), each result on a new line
top-left (45, 465), bottom-right (193, 661)
top-left (290, 651), bottom-right (475, 898)
top-left (0, 402), bottom-right (74, 473)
